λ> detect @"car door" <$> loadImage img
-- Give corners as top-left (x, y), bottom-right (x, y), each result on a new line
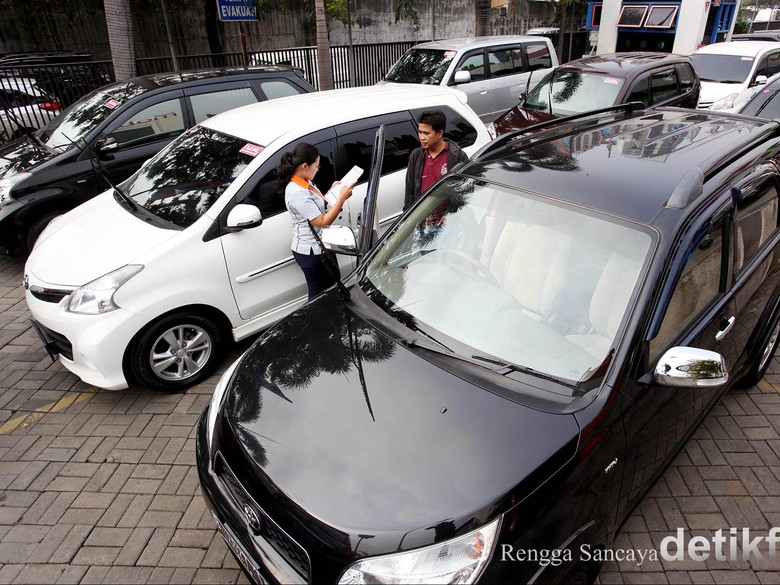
top-left (449, 50), bottom-right (493, 122)
top-left (83, 90), bottom-right (187, 194)
top-left (219, 128), bottom-right (346, 322)
top-left (616, 200), bottom-right (739, 523)
top-left (648, 67), bottom-right (682, 107)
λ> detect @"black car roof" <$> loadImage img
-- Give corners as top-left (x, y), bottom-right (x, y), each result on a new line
top-left (557, 52), bottom-right (691, 77)
top-left (464, 108), bottom-right (778, 225)
top-left (106, 65), bottom-right (305, 93)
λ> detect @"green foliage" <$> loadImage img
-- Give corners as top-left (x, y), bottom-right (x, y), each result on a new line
top-left (394, 0), bottom-right (419, 25)
top-left (733, 18), bottom-right (750, 34)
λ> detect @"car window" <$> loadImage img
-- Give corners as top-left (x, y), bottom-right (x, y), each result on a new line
top-left (626, 75), bottom-right (650, 106)
top-left (524, 42), bottom-right (554, 71)
top-left (257, 79), bottom-right (306, 100)
top-left (108, 98), bottom-right (185, 147)
top-left (190, 88), bottom-right (258, 125)
top-left (690, 54), bottom-right (754, 84)
top-left (238, 138), bottom-right (336, 219)
top-left (339, 120), bottom-right (419, 178)
top-left (525, 71), bottom-right (626, 115)
top-left (754, 55), bottom-right (770, 81)
top-left (676, 63), bottom-right (695, 93)
top-left (488, 48), bottom-right (524, 77)
top-left (734, 179), bottom-right (779, 273)
top-left (456, 52), bottom-right (486, 81)
top-left (768, 52), bottom-right (780, 77)
top-left (651, 219), bottom-right (725, 360)
top-left (123, 125), bottom-right (254, 228)
top-left (650, 69), bottom-right (679, 104)
top-left (742, 89), bottom-right (780, 118)
top-left (409, 106), bottom-right (478, 149)
top-left (383, 49), bottom-right (454, 85)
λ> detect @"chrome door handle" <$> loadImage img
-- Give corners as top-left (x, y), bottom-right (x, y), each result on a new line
top-left (715, 316), bottom-right (735, 341)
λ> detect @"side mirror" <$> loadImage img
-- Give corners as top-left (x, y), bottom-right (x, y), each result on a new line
top-left (654, 346), bottom-right (728, 388)
top-left (226, 204), bottom-right (263, 231)
top-left (755, 74), bottom-right (769, 86)
top-left (321, 224), bottom-right (358, 256)
top-left (453, 70), bottom-right (472, 84)
top-left (94, 135), bottom-right (118, 154)
top-left (519, 91), bottom-right (528, 104)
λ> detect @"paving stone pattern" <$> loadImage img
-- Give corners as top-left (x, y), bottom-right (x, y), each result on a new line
top-left (0, 254), bottom-right (778, 584)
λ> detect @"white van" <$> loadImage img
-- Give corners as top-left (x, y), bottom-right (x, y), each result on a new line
top-left (691, 41), bottom-right (780, 108)
top-left (24, 85), bottom-right (490, 392)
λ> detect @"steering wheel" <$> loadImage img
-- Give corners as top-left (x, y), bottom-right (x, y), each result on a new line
top-left (436, 248), bottom-right (500, 287)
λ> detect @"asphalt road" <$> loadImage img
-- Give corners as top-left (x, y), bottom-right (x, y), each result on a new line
top-left (0, 253), bottom-right (778, 584)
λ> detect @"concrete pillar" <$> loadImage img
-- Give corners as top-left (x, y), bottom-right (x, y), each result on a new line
top-left (597, 0), bottom-right (621, 53)
top-left (673, 0), bottom-right (711, 54)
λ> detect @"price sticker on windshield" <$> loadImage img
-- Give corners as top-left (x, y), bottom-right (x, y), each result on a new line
top-left (104, 99), bottom-right (121, 109)
top-left (239, 143), bottom-right (264, 157)
top-left (741, 56), bottom-right (755, 61)
top-left (444, 51), bottom-right (457, 57)
top-left (604, 77), bottom-right (623, 85)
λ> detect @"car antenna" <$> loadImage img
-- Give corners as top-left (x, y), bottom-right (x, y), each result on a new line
top-left (307, 219), bottom-right (351, 301)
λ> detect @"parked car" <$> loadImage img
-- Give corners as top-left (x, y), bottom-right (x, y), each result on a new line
top-left (707, 71), bottom-right (780, 114)
top-left (491, 52), bottom-right (700, 136)
top-left (691, 40), bottom-right (780, 108)
top-left (0, 51), bottom-right (111, 107)
top-left (731, 32), bottom-right (780, 42)
top-left (380, 35), bottom-right (558, 123)
top-left (24, 84), bottom-right (490, 392)
top-left (0, 76), bottom-right (61, 141)
top-left (197, 104), bottom-right (780, 584)
top-left (0, 65), bottom-right (315, 253)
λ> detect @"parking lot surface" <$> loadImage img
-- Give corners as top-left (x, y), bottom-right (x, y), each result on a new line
top-left (0, 252), bottom-right (778, 584)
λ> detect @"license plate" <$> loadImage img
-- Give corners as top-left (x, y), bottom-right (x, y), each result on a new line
top-left (213, 513), bottom-right (268, 585)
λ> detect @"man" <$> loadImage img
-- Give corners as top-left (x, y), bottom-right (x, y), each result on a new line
top-left (403, 110), bottom-right (469, 211)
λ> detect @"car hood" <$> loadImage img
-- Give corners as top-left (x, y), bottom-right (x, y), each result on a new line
top-left (699, 81), bottom-right (744, 104)
top-left (219, 291), bottom-right (580, 555)
top-left (27, 192), bottom-right (176, 287)
top-left (0, 135), bottom-right (58, 179)
top-left (494, 105), bottom-right (556, 134)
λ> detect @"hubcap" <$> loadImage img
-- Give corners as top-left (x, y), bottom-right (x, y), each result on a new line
top-left (149, 324), bottom-right (212, 381)
top-left (759, 321), bottom-right (780, 374)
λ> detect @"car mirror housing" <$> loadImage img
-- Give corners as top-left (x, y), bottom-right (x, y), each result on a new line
top-left (454, 70), bottom-right (471, 84)
top-left (755, 74), bottom-right (769, 86)
top-left (321, 224), bottom-right (358, 256)
top-left (654, 346), bottom-right (728, 388)
top-left (226, 203), bottom-right (263, 231)
top-left (94, 135), bottom-right (118, 153)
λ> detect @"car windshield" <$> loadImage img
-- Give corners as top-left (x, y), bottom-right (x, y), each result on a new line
top-left (121, 125), bottom-right (255, 229)
top-left (362, 176), bottom-right (652, 386)
top-left (38, 82), bottom-right (147, 149)
top-left (384, 48), bottom-right (454, 84)
top-left (690, 53), bottom-right (755, 83)
top-left (524, 71), bottom-right (625, 115)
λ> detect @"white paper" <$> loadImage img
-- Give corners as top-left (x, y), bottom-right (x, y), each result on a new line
top-left (325, 165), bottom-right (364, 205)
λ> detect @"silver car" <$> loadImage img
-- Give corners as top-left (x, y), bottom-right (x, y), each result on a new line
top-left (380, 35), bottom-right (559, 123)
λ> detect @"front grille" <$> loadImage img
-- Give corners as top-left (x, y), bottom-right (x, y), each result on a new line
top-left (32, 321), bottom-right (73, 360)
top-left (697, 101), bottom-right (713, 110)
top-left (215, 452), bottom-right (311, 580)
top-left (30, 288), bottom-right (70, 303)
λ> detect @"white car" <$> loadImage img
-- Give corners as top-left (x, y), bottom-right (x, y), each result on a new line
top-left (707, 71), bottom-right (780, 113)
top-left (691, 41), bottom-right (780, 109)
top-left (0, 77), bottom-right (61, 141)
top-left (24, 85), bottom-right (490, 392)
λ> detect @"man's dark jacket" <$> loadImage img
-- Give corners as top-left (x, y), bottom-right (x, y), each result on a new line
top-left (403, 141), bottom-right (468, 211)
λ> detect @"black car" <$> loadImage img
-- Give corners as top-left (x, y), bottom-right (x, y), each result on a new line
top-left (0, 65), bottom-right (315, 252)
top-left (196, 105), bottom-right (780, 584)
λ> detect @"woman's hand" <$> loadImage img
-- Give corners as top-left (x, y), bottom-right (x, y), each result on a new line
top-left (339, 182), bottom-right (355, 201)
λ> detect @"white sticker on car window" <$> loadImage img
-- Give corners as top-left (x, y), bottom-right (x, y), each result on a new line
top-left (741, 56), bottom-right (755, 61)
top-left (444, 51), bottom-right (457, 57)
top-left (104, 99), bottom-right (121, 109)
top-left (239, 143), bottom-right (264, 157)
top-left (604, 77), bottom-right (623, 85)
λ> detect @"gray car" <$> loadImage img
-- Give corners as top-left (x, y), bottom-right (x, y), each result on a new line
top-left (380, 35), bottom-right (559, 123)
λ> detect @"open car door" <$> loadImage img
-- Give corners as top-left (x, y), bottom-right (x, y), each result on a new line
top-left (357, 124), bottom-right (385, 257)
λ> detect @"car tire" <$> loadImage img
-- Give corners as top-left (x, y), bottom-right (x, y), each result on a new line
top-left (739, 313), bottom-right (780, 388)
top-left (130, 312), bottom-right (224, 393)
top-left (26, 211), bottom-right (64, 252)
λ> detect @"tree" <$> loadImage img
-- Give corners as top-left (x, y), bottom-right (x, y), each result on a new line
top-left (475, 0), bottom-right (491, 36)
top-left (314, 0), bottom-right (334, 90)
top-left (104, 0), bottom-right (136, 80)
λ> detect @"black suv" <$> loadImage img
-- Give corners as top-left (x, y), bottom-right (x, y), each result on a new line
top-left (0, 65), bottom-right (315, 252)
top-left (197, 105), bottom-right (780, 583)
top-left (492, 52), bottom-right (700, 135)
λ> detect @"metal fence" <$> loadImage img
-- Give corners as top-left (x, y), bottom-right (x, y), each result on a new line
top-left (0, 41), bottom-right (418, 143)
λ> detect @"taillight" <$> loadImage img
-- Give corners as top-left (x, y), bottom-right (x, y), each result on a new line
top-left (39, 102), bottom-right (61, 112)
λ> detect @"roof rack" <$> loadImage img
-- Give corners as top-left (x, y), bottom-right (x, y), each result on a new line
top-left (477, 101), bottom-right (647, 158)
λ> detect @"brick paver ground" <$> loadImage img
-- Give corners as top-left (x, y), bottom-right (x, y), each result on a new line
top-left (0, 253), bottom-right (778, 584)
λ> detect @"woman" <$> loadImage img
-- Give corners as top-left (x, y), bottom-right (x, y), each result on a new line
top-left (277, 143), bottom-right (354, 300)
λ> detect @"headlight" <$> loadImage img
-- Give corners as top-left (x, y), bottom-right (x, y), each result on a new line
top-left (487, 121), bottom-right (497, 140)
top-left (206, 354), bottom-right (243, 453)
top-left (338, 517), bottom-right (501, 584)
top-left (66, 264), bottom-right (143, 314)
top-left (709, 93), bottom-right (738, 111)
top-left (0, 172), bottom-right (31, 207)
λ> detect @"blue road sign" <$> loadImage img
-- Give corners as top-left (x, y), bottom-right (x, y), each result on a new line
top-left (216, 0), bottom-right (257, 21)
